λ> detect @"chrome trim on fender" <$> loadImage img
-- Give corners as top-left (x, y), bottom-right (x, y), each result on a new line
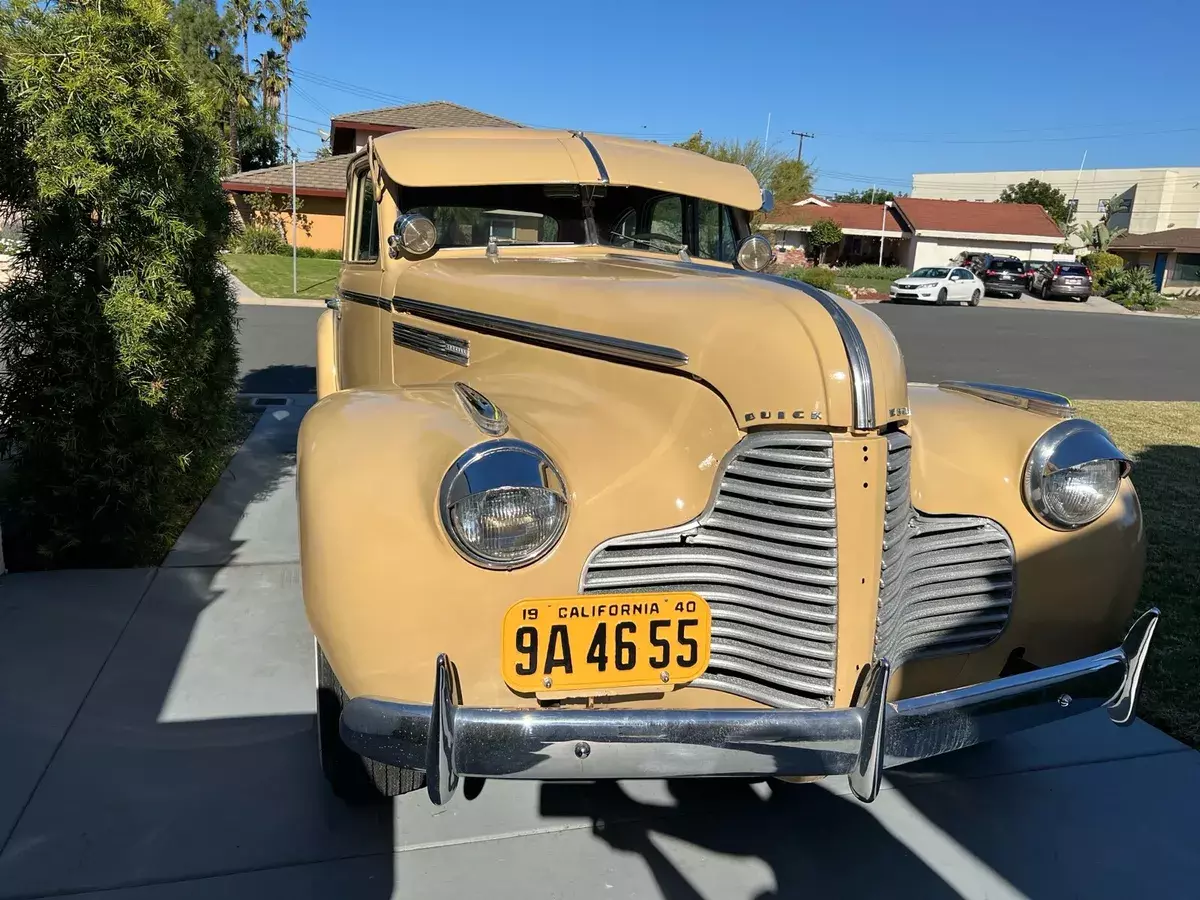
top-left (340, 289), bottom-right (392, 311)
top-left (762, 274), bottom-right (876, 430)
top-left (454, 383), bottom-right (508, 436)
top-left (570, 131), bottom-right (609, 184)
top-left (339, 609), bottom-right (1159, 806)
top-left (392, 320), bottom-right (470, 366)
top-left (393, 296), bottom-right (689, 369)
top-left (939, 381), bottom-right (1075, 418)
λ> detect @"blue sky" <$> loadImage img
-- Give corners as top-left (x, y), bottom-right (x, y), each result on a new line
top-left (255, 0), bottom-right (1199, 194)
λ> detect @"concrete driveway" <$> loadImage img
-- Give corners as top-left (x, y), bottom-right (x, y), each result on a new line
top-left (4, 400), bottom-right (1197, 899)
top-left (977, 289), bottom-right (1129, 314)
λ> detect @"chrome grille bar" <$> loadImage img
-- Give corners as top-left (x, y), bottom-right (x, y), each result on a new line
top-left (875, 432), bottom-right (1015, 665)
top-left (582, 431), bottom-right (839, 709)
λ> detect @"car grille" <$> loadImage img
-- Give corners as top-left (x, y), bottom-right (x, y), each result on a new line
top-left (581, 432), bottom-right (838, 709)
top-left (875, 432), bottom-right (1014, 664)
top-left (580, 430), bottom-right (1015, 709)
top-left (894, 292), bottom-right (920, 300)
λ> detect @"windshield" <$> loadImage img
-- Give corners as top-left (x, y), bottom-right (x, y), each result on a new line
top-left (990, 259), bottom-right (1025, 272)
top-left (396, 184), bottom-right (742, 259)
top-left (1057, 264), bottom-right (1089, 276)
top-left (910, 268), bottom-right (949, 278)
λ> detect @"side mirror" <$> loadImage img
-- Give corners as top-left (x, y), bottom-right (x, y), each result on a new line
top-left (759, 188), bottom-right (774, 213)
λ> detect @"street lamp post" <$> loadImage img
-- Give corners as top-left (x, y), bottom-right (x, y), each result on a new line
top-left (878, 200), bottom-right (893, 266)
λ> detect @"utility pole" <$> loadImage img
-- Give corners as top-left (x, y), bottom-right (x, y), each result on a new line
top-left (791, 130), bottom-right (815, 161)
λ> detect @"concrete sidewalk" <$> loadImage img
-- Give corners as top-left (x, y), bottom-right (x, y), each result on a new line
top-left (1, 398), bottom-right (1198, 899)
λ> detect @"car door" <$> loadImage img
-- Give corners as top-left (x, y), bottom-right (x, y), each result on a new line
top-left (950, 267), bottom-right (971, 300)
top-left (336, 159), bottom-right (385, 389)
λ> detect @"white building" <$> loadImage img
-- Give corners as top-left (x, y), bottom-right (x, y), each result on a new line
top-left (912, 166), bottom-right (1200, 239)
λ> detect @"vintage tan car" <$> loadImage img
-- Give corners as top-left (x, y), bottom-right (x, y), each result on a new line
top-left (299, 127), bottom-right (1157, 806)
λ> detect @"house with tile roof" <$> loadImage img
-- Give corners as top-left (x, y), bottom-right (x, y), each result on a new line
top-left (760, 195), bottom-right (1064, 269)
top-left (221, 101), bottom-right (521, 251)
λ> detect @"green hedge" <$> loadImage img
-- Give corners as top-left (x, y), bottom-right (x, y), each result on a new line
top-left (835, 264), bottom-right (909, 281)
top-left (1082, 251), bottom-right (1123, 280)
top-left (783, 266), bottom-right (837, 290)
top-left (0, 0), bottom-right (240, 567)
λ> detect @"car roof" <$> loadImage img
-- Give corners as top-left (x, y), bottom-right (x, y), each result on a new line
top-left (369, 127), bottom-right (765, 211)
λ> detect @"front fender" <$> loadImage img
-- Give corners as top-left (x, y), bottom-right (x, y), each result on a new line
top-left (298, 368), bottom-right (743, 706)
top-left (894, 385), bottom-right (1145, 697)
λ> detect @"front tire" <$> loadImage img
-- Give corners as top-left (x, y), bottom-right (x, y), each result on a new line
top-left (936, 288), bottom-right (947, 306)
top-left (317, 643), bottom-right (425, 803)
top-left (970, 289), bottom-right (981, 307)
top-left (1041, 281), bottom-right (1051, 300)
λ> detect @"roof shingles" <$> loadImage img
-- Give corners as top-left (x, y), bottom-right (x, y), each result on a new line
top-left (761, 200), bottom-right (904, 233)
top-left (893, 197), bottom-right (1062, 238)
top-left (222, 153), bottom-right (355, 196)
top-left (332, 100), bottom-right (521, 130)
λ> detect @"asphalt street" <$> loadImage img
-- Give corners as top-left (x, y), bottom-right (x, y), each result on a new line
top-left (237, 302), bottom-right (1200, 401)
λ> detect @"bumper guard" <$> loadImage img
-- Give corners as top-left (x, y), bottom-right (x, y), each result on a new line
top-left (340, 608), bottom-right (1158, 805)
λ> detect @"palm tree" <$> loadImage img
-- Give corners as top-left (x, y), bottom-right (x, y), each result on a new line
top-left (254, 49), bottom-right (286, 125)
top-left (266, 0), bottom-right (309, 156)
top-left (229, 0), bottom-right (266, 76)
top-left (217, 62), bottom-right (256, 171)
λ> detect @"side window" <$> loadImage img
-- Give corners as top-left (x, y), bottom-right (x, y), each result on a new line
top-left (953, 268), bottom-right (970, 279)
top-left (696, 200), bottom-right (737, 262)
top-left (613, 208), bottom-right (637, 240)
top-left (646, 195), bottom-right (683, 242)
top-left (350, 169), bottom-right (379, 262)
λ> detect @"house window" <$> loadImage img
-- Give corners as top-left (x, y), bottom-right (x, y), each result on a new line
top-left (1171, 253), bottom-right (1200, 287)
top-left (488, 218), bottom-right (516, 242)
top-left (350, 168), bottom-right (379, 261)
top-left (1097, 199), bottom-right (1109, 214)
top-left (1067, 198), bottom-right (1079, 213)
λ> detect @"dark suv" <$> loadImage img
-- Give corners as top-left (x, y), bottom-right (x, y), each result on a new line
top-left (974, 255), bottom-right (1027, 298)
top-left (1030, 262), bottom-right (1093, 302)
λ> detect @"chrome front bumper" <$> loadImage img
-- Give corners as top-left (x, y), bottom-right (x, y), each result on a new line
top-left (340, 609), bottom-right (1158, 806)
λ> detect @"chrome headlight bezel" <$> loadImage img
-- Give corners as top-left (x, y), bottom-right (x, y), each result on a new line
top-left (1023, 419), bottom-right (1131, 530)
top-left (438, 439), bottom-right (569, 570)
top-left (735, 234), bottom-right (774, 273)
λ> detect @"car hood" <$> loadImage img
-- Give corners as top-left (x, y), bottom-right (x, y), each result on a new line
top-left (389, 251), bottom-right (908, 430)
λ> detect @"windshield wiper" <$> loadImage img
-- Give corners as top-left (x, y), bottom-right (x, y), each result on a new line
top-left (610, 232), bottom-right (683, 253)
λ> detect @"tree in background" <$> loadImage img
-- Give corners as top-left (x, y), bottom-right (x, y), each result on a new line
top-left (1071, 219), bottom-right (1127, 253)
top-left (832, 188), bottom-right (898, 204)
top-left (0, 0), bottom-right (240, 567)
top-left (266, 0), bottom-right (309, 156)
top-left (998, 178), bottom-right (1071, 228)
top-left (229, 0), bottom-right (265, 75)
top-left (673, 130), bottom-right (815, 202)
top-left (255, 48), bottom-right (286, 124)
top-left (808, 219), bottom-right (844, 265)
top-left (769, 158), bottom-right (815, 206)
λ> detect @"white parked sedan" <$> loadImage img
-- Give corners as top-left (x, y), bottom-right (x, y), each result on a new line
top-left (889, 266), bottom-right (983, 306)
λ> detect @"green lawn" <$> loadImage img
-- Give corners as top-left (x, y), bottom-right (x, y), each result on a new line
top-left (225, 253), bottom-right (340, 300)
top-left (1076, 400), bottom-right (1200, 747)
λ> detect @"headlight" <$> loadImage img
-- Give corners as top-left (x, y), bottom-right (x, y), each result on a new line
top-left (735, 235), bottom-right (773, 273)
top-left (1023, 420), bottom-right (1131, 529)
top-left (388, 212), bottom-right (438, 258)
top-left (439, 440), bottom-right (569, 568)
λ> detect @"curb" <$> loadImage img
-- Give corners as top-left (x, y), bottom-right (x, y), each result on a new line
top-left (237, 296), bottom-right (326, 308)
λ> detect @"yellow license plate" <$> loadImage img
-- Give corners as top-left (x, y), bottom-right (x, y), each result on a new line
top-left (501, 593), bottom-right (711, 694)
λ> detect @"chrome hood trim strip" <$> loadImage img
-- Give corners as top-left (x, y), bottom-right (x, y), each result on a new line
top-left (938, 381), bottom-right (1074, 419)
top-left (758, 274), bottom-right (876, 430)
top-left (570, 131), bottom-right (610, 184)
top-left (392, 296), bottom-right (689, 368)
top-left (584, 255), bottom-right (878, 430)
